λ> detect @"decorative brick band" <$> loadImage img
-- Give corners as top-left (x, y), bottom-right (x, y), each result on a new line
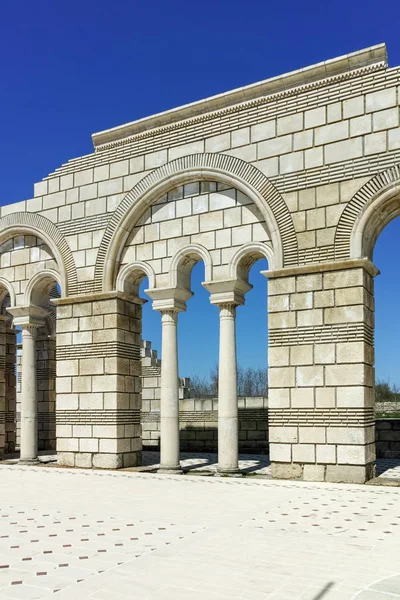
top-left (5, 411), bottom-right (15, 423)
top-left (269, 408), bottom-right (375, 427)
top-left (335, 164), bottom-right (400, 259)
top-left (142, 408), bottom-right (268, 423)
top-left (57, 214), bottom-right (110, 236)
top-left (15, 413), bottom-right (55, 423)
top-left (57, 342), bottom-right (140, 361)
top-left (298, 246), bottom-right (335, 265)
top-left (56, 409), bottom-right (140, 425)
top-left (269, 323), bottom-right (374, 346)
top-left (37, 368), bottom-right (56, 381)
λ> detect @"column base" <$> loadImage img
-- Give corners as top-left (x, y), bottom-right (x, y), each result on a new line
top-left (216, 467), bottom-right (243, 477)
top-left (158, 465), bottom-right (184, 475)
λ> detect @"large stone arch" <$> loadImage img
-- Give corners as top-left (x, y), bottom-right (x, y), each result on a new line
top-left (335, 165), bottom-right (400, 260)
top-left (95, 153), bottom-right (298, 292)
top-left (0, 212), bottom-right (77, 296)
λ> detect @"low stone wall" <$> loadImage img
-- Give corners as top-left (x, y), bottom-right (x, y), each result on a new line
top-left (376, 419), bottom-right (400, 458)
top-left (142, 396), bottom-right (269, 453)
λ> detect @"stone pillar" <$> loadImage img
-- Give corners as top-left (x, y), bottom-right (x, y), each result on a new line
top-left (7, 306), bottom-right (48, 464)
top-left (147, 286), bottom-right (192, 474)
top-left (5, 326), bottom-right (17, 454)
top-left (265, 259), bottom-right (376, 484)
top-left (204, 279), bottom-right (251, 475)
top-left (158, 309), bottom-right (181, 472)
top-left (53, 292), bottom-right (143, 469)
top-left (217, 303), bottom-right (240, 473)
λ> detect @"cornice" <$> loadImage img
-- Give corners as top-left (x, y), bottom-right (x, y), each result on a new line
top-left (92, 45), bottom-right (387, 151)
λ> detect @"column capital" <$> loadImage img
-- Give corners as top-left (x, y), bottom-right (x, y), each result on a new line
top-left (7, 306), bottom-right (48, 329)
top-left (262, 258), bottom-right (379, 280)
top-left (203, 279), bottom-right (252, 307)
top-left (146, 286), bottom-right (193, 313)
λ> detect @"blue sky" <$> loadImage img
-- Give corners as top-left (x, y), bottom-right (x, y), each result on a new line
top-left (1, 0), bottom-right (400, 380)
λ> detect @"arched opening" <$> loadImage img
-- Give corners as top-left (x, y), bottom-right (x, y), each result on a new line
top-left (371, 214), bottom-right (400, 479)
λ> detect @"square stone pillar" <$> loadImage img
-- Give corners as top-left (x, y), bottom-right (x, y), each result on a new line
top-left (53, 292), bottom-right (143, 469)
top-left (266, 259), bottom-right (377, 484)
top-left (5, 327), bottom-right (17, 454)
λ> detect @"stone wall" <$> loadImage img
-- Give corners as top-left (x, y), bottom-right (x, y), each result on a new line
top-left (376, 419), bottom-right (400, 458)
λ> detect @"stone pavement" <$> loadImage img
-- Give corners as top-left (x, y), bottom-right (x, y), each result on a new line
top-left (1, 464), bottom-right (400, 598)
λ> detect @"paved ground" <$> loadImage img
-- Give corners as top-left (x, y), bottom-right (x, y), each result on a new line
top-left (1, 461), bottom-right (400, 598)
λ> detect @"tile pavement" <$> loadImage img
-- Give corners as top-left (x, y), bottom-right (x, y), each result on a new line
top-left (0, 457), bottom-right (400, 598)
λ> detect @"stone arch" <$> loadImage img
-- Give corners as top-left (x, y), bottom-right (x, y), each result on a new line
top-left (0, 212), bottom-right (77, 295)
top-left (229, 242), bottom-right (273, 283)
top-left (169, 243), bottom-right (212, 290)
top-left (335, 165), bottom-right (400, 260)
top-left (24, 269), bottom-right (62, 307)
top-left (95, 153), bottom-right (298, 292)
top-left (116, 261), bottom-right (156, 295)
top-left (0, 277), bottom-right (16, 309)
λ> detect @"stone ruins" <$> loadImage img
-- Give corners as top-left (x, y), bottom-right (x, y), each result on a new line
top-left (0, 43), bottom-right (399, 483)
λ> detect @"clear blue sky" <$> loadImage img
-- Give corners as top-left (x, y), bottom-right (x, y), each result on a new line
top-left (1, 0), bottom-right (399, 381)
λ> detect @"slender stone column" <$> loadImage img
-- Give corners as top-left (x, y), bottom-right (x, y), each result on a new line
top-left (19, 325), bottom-right (39, 463)
top-left (217, 303), bottom-right (240, 474)
top-left (7, 306), bottom-right (47, 465)
top-left (158, 309), bottom-right (181, 472)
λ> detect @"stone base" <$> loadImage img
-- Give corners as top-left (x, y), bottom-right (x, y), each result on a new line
top-left (325, 463), bottom-right (375, 484)
top-left (215, 468), bottom-right (243, 477)
top-left (57, 451), bottom-right (141, 470)
top-left (271, 462), bottom-right (303, 480)
top-left (158, 465), bottom-right (184, 475)
top-left (19, 458), bottom-right (40, 465)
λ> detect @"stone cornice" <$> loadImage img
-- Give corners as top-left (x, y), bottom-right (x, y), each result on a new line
top-left (262, 258), bottom-right (380, 279)
top-left (51, 291), bottom-right (146, 306)
top-left (92, 44), bottom-right (387, 150)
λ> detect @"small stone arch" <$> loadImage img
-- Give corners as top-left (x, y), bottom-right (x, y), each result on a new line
top-left (95, 153), bottom-right (298, 292)
top-left (229, 242), bottom-right (273, 283)
top-left (116, 261), bottom-right (156, 295)
top-left (0, 277), bottom-right (16, 309)
top-left (335, 165), bottom-right (400, 260)
top-left (24, 269), bottom-right (63, 308)
top-left (0, 212), bottom-right (77, 295)
top-left (169, 243), bottom-right (212, 290)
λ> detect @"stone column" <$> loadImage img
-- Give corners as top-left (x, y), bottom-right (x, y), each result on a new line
top-left (0, 316), bottom-right (7, 457)
top-left (7, 307), bottom-right (47, 464)
top-left (217, 302), bottom-right (240, 473)
top-left (203, 279), bottom-right (251, 476)
top-left (159, 309), bottom-right (181, 472)
top-left (147, 286), bottom-right (192, 475)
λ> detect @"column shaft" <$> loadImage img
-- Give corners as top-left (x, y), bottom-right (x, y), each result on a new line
top-left (20, 327), bottom-right (38, 463)
top-left (218, 304), bottom-right (239, 473)
top-left (159, 310), bottom-right (181, 472)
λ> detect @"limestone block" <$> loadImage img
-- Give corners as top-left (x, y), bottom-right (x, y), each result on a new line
top-left (315, 121), bottom-right (349, 145)
top-left (57, 361), bottom-right (79, 377)
top-left (56, 378), bottom-right (72, 393)
top-left (325, 465), bottom-right (368, 484)
top-left (325, 364), bottom-right (371, 387)
top-left (269, 443), bottom-right (291, 462)
top-left (292, 444), bottom-right (315, 463)
top-left (223, 207), bottom-right (242, 227)
top-left (268, 388), bottom-right (290, 408)
top-left (299, 427), bottom-right (327, 445)
top-left (72, 376), bottom-right (92, 393)
top-left (271, 463), bottom-right (302, 479)
top-left (79, 393), bottom-right (103, 410)
top-left (268, 311), bottom-right (296, 329)
top-left (316, 444), bottom-right (336, 464)
top-left (337, 342), bottom-right (373, 365)
top-left (316, 183), bottom-right (339, 207)
top-left (205, 132), bottom-right (231, 152)
top-left (296, 273), bottom-right (322, 292)
top-left (92, 453), bottom-right (123, 469)
top-left (325, 138), bottom-right (363, 164)
top-left (350, 114), bottom-right (372, 136)
top-left (93, 165), bottom-right (109, 182)
top-left (314, 290), bottom-right (334, 308)
top-left (343, 96), bottom-right (364, 119)
top-left (337, 445), bottom-right (367, 465)
top-left (192, 194), bottom-right (209, 214)
top-left (200, 211), bottom-right (223, 232)
top-left (296, 366), bottom-right (324, 387)
top-left (315, 387), bottom-right (335, 408)
top-left (365, 87), bottom-right (396, 112)
top-left (80, 438), bottom-right (99, 452)
top-left (304, 147), bottom-right (323, 169)
top-left (297, 309), bottom-right (323, 327)
top-left (268, 346), bottom-right (289, 367)
top-left (389, 128), bottom-right (400, 150)
top-left (290, 345), bottom-right (313, 366)
top-left (250, 121), bottom-right (276, 143)
top-left (280, 151), bottom-right (304, 174)
top-left (269, 426), bottom-right (298, 443)
top-left (314, 344), bottom-right (335, 364)
top-left (303, 464), bottom-right (325, 482)
top-left (57, 452), bottom-right (75, 467)
top-left (258, 135), bottom-right (291, 159)
top-left (364, 131), bottom-right (387, 155)
top-left (324, 305), bottom-right (364, 325)
top-left (255, 157), bottom-right (279, 177)
top-left (324, 268), bottom-right (363, 289)
top-left (268, 276), bottom-right (296, 295)
top-left (290, 292), bottom-right (312, 311)
top-left (75, 453), bottom-right (93, 468)
top-left (57, 438), bottom-right (79, 452)
top-left (231, 127), bottom-right (250, 147)
top-left (277, 113), bottom-right (303, 136)
top-left (304, 106), bottom-right (326, 129)
top-left (326, 426), bottom-right (369, 445)
top-left (336, 386), bottom-right (372, 408)
top-left (291, 387), bottom-right (314, 408)
top-left (209, 190), bottom-right (236, 211)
